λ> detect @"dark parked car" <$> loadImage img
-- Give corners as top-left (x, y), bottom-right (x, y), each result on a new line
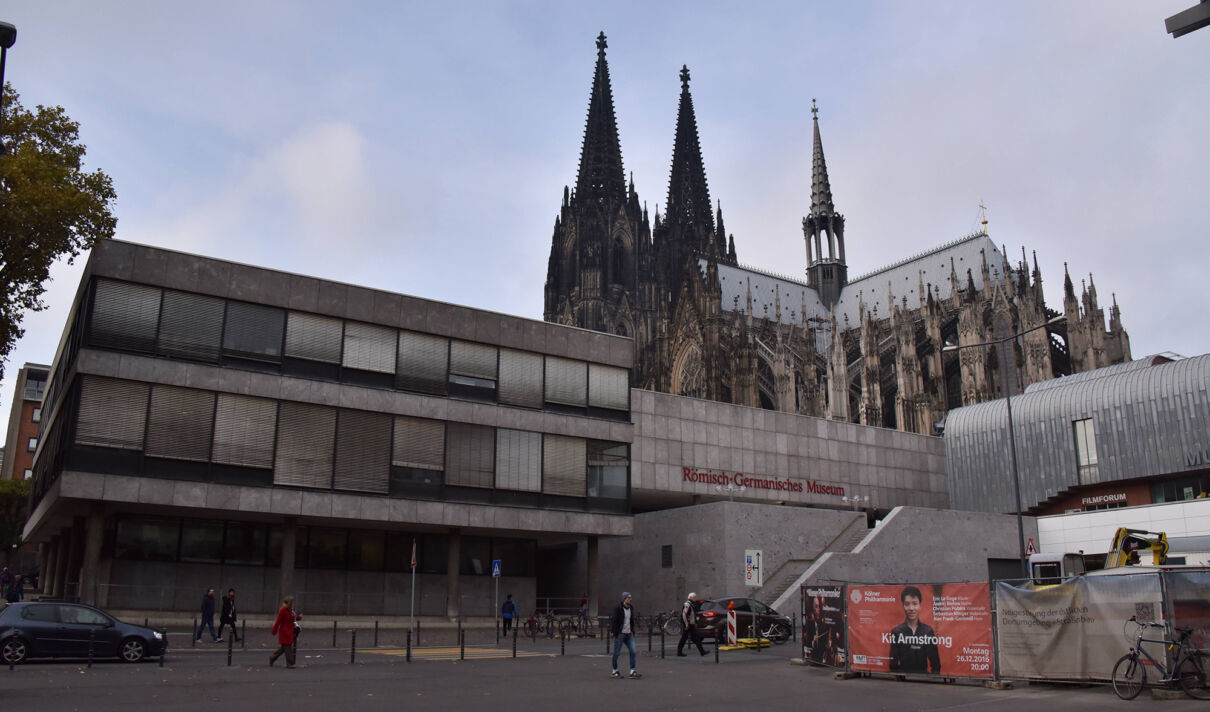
top-left (693, 597), bottom-right (792, 644)
top-left (0, 601), bottom-right (166, 663)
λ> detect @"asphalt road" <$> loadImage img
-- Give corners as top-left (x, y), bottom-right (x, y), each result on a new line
top-left (2, 635), bottom-right (1204, 712)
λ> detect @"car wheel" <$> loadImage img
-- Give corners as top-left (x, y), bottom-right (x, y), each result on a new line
top-left (119, 637), bottom-right (146, 663)
top-left (1, 637), bottom-right (28, 664)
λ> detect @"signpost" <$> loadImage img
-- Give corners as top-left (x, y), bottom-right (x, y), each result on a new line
top-left (492, 559), bottom-right (501, 642)
top-left (744, 550), bottom-right (763, 587)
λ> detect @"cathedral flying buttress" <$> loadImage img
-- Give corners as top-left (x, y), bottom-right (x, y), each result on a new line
top-left (543, 33), bottom-right (1132, 435)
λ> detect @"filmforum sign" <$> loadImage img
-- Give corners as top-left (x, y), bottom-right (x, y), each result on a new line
top-left (681, 466), bottom-right (845, 496)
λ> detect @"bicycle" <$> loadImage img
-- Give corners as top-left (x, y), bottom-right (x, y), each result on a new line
top-left (1111, 615), bottom-right (1210, 700)
top-left (759, 619), bottom-right (792, 645)
top-left (652, 610), bottom-right (683, 637)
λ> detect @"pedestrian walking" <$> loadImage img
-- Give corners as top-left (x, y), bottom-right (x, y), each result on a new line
top-left (196, 588), bottom-right (219, 642)
top-left (269, 595), bottom-right (301, 668)
top-left (676, 591), bottom-right (707, 656)
top-left (501, 593), bottom-right (517, 636)
top-left (609, 591), bottom-right (641, 679)
top-left (5, 574), bottom-right (22, 603)
top-left (218, 588), bottom-right (240, 642)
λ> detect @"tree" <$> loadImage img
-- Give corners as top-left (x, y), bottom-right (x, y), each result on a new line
top-left (0, 477), bottom-right (29, 567)
top-left (0, 83), bottom-right (117, 382)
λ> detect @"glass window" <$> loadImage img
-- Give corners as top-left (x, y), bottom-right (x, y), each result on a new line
top-left (211, 394), bottom-right (277, 468)
top-left (385, 532), bottom-right (419, 573)
top-left (114, 518), bottom-right (180, 562)
top-left (392, 416), bottom-right (444, 484)
top-left (180, 521), bottom-right (224, 563)
top-left (145, 385), bottom-right (216, 461)
top-left (495, 429), bottom-right (541, 492)
top-left (543, 435), bottom-right (586, 497)
top-left (31, 407), bottom-right (41, 424)
top-left (396, 331), bottom-right (448, 394)
top-left (588, 363), bottom-right (629, 411)
top-left (445, 423), bottom-right (495, 488)
top-left (490, 538), bottom-right (536, 577)
top-left (23, 377), bottom-right (46, 401)
top-left (419, 534), bottom-right (448, 575)
top-left (498, 349), bottom-right (543, 408)
top-left (26, 437), bottom-right (37, 453)
top-left (76, 377), bottom-right (150, 450)
top-left (460, 536), bottom-right (491, 575)
top-left (274, 402), bottom-right (336, 489)
top-left (59, 605), bottom-right (108, 626)
top-left (284, 311), bottom-right (343, 363)
top-left (334, 410), bottom-right (391, 494)
top-left (545, 357), bottom-right (587, 407)
top-left (157, 290), bottom-right (225, 361)
top-left (308, 528), bottom-right (348, 569)
top-left (20, 605), bottom-right (58, 623)
top-left (88, 280), bottom-right (162, 352)
top-left (1073, 418), bottom-right (1098, 483)
top-left (223, 301), bottom-right (286, 362)
top-left (342, 322), bottom-right (396, 373)
top-left (587, 441), bottom-right (628, 500)
top-left (348, 530), bottom-right (385, 571)
top-left (223, 522), bottom-right (267, 566)
top-left (22, 469), bottom-right (31, 480)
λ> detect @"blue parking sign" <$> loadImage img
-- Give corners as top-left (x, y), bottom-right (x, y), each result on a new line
top-left (492, 560), bottom-right (501, 577)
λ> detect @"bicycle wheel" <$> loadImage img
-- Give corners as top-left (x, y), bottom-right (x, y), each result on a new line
top-left (1178, 651), bottom-right (1210, 700)
top-left (663, 618), bottom-right (683, 637)
top-left (764, 622), bottom-right (791, 644)
top-left (1112, 653), bottom-right (1145, 700)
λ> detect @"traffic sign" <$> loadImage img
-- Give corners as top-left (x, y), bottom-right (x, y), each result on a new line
top-left (492, 560), bottom-right (502, 577)
top-left (1025, 538), bottom-right (1037, 556)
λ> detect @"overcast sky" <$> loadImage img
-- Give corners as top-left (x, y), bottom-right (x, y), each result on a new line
top-left (1, 1), bottom-right (1207, 420)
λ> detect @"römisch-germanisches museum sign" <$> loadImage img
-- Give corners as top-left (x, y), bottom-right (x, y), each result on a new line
top-left (681, 466), bottom-right (845, 496)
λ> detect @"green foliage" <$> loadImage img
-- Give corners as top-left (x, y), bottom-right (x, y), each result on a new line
top-left (0, 83), bottom-right (117, 382)
top-left (0, 477), bottom-right (30, 554)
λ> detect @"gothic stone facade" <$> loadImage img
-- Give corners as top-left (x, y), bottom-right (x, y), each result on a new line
top-left (543, 33), bottom-right (1131, 435)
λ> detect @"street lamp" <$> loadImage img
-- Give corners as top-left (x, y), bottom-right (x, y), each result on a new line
top-left (942, 314), bottom-right (1064, 579)
top-left (714, 483), bottom-right (745, 502)
top-left (0, 21), bottom-right (15, 155)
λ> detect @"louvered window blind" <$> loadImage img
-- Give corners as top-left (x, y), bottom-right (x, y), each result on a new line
top-left (449, 341), bottom-right (497, 380)
top-left (343, 322), bottom-right (396, 373)
top-left (543, 435), bottom-right (586, 497)
top-left (88, 280), bottom-right (162, 351)
top-left (145, 385), bottom-right (216, 461)
top-left (75, 377), bottom-right (150, 450)
top-left (157, 290), bottom-right (225, 361)
top-left (495, 429), bottom-right (541, 492)
top-left (284, 312), bottom-right (343, 363)
top-left (211, 394), bottom-right (277, 468)
top-left (544, 357), bottom-right (587, 407)
top-left (498, 349), bottom-right (543, 408)
top-left (392, 416), bottom-right (445, 471)
top-left (223, 302), bottom-right (286, 362)
top-left (396, 331), bottom-right (448, 394)
top-left (334, 410), bottom-right (391, 494)
top-left (445, 423), bottom-right (495, 488)
top-left (588, 363), bottom-right (629, 411)
top-left (273, 402), bottom-right (336, 488)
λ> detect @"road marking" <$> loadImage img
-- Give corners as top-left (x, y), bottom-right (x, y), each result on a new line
top-left (366, 647), bottom-right (554, 660)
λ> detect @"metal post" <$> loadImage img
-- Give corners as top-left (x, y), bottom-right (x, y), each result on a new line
top-left (460, 629), bottom-right (465, 661)
top-left (192, 618), bottom-right (197, 647)
top-left (416, 620), bottom-right (421, 647)
top-left (561, 628), bottom-right (565, 656)
top-left (160, 629), bottom-right (166, 667)
top-left (227, 632), bottom-right (233, 666)
top-left (714, 631), bottom-right (720, 664)
top-left (350, 630), bottom-right (356, 664)
top-left (406, 630), bottom-right (412, 663)
top-left (605, 627), bottom-right (610, 655)
top-left (374, 620), bottom-right (379, 648)
top-left (1006, 386), bottom-right (1027, 578)
top-left (88, 628), bottom-right (95, 668)
top-left (512, 623), bottom-right (517, 658)
top-left (242, 620), bottom-right (246, 649)
top-left (332, 620), bottom-right (337, 648)
top-left (660, 625), bottom-right (665, 659)
top-left (792, 613), bottom-right (797, 642)
top-left (458, 616), bottom-right (463, 648)
top-left (648, 620), bottom-right (653, 652)
top-left (755, 611), bottom-right (761, 652)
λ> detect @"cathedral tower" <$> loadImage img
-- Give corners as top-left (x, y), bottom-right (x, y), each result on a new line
top-left (803, 101), bottom-right (847, 309)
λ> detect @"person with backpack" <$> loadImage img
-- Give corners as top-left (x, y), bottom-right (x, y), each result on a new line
top-left (501, 594), bottom-right (517, 636)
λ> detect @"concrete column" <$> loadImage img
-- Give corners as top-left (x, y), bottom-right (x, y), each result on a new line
top-left (587, 535), bottom-right (599, 619)
top-left (44, 536), bottom-right (62, 598)
top-left (36, 543), bottom-right (46, 593)
top-left (63, 518), bottom-right (84, 601)
top-left (279, 519), bottom-right (297, 602)
top-left (446, 529), bottom-right (461, 619)
top-left (78, 507), bottom-right (105, 606)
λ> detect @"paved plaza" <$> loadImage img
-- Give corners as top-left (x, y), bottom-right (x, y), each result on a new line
top-left (1, 632), bottom-right (1205, 712)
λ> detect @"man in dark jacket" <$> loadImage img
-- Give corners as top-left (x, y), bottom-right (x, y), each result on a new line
top-left (501, 594), bottom-right (517, 636)
top-left (218, 588), bottom-right (240, 642)
top-left (196, 588), bottom-right (219, 642)
top-left (609, 592), bottom-right (641, 679)
top-left (676, 592), bottom-right (707, 656)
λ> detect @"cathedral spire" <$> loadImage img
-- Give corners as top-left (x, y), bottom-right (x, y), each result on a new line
top-left (664, 65), bottom-right (714, 238)
top-left (810, 99), bottom-right (835, 217)
top-left (575, 31), bottom-right (627, 205)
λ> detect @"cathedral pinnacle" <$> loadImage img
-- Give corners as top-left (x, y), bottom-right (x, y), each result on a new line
top-left (663, 62), bottom-right (714, 239)
top-left (809, 100), bottom-right (835, 217)
top-left (575, 31), bottom-right (626, 206)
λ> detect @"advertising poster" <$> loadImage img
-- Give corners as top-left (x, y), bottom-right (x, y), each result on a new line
top-left (995, 572), bottom-right (1163, 680)
top-left (846, 583), bottom-right (992, 679)
top-left (802, 585), bottom-right (845, 667)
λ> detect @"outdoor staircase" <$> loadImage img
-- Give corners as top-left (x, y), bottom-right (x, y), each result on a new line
top-left (757, 514), bottom-right (871, 609)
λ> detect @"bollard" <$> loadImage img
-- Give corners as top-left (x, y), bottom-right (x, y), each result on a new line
top-left (604, 627), bottom-right (610, 655)
top-left (351, 630), bottom-right (357, 664)
top-left (496, 619), bottom-right (500, 645)
top-left (458, 617), bottom-right (463, 648)
top-left (227, 632), bottom-right (233, 666)
top-left (792, 613), bottom-right (797, 642)
top-left (714, 632), bottom-right (720, 664)
top-left (755, 612), bottom-right (761, 653)
top-left (406, 630), bottom-right (412, 663)
top-left (144, 618), bottom-right (148, 627)
top-left (647, 620), bottom-right (653, 652)
top-left (88, 628), bottom-right (95, 668)
top-left (160, 629), bottom-right (166, 667)
top-left (460, 629), bottom-right (465, 661)
top-left (332, 620), bottom-right (337, 648)
top-left (512, 623), bottom-right (517, 658)
top-left (660, 626), bottom-right (665, 659)
top-left (374, 620), bottom-right (379, 648)
top-left (561, 628), bottom-right (566, 656)
top-left (242, 620), bottom-right (247, 649)
top-left (192, 618), bottom-right (198, 648)
top-left (416, 620), bottom-right (421, 647)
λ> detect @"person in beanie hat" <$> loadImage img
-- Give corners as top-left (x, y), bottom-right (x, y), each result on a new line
top-left (609, 592), bottom-right (641, 678)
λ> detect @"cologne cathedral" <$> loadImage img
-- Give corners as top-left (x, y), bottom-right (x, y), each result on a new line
top-left (543, 33), bottom-right (1131, 435)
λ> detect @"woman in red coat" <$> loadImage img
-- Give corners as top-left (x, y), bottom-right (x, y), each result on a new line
top-left (269, 595), bottom-right (301, 668)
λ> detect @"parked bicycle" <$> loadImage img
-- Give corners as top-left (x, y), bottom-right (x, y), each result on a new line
top-left (1111, 616), bottom-right (1210, 700)
top-left (652, 609), bottom-right (683, 637)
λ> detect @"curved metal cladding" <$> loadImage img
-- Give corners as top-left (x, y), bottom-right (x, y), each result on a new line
top-left (946, 354), bottom-right (1210, 513)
